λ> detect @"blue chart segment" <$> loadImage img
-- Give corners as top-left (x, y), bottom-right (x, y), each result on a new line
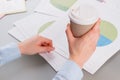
top-left (97, 35), bottom-right (112, 46)
top-left (97, 20), bottom-right (118, 47)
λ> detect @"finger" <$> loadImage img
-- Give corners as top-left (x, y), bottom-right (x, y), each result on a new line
top-left (38, 36), bottom-right (53, 47)
top-left (44, 40), bottom-right (53, 47)
top-left (39, 47), bottom-right (55, 53)
top-left (65, 24), bottom-right (74, 42)
top-left (41, 41), bottom-right (53, 47)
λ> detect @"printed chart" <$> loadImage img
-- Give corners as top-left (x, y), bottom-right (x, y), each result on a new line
top-left (97, 20), bottom-right (118, 47)
top-left (50, 0), bottom-right (77, 11)
top-left (38, 21), bottom-right (55, 34)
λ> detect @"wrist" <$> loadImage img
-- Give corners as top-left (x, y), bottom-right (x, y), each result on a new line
top-left (69, 56), bottom-right (85, 69)
top-left (18, 43), bottom-right (26, 55)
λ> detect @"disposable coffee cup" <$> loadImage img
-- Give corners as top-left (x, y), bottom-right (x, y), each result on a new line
top-left (69, 4), bottom-right (99, 37)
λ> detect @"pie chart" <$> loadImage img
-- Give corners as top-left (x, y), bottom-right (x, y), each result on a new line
top-left (38, 21), bottom-right (55, 34)
top-left (50, 0), bottom-right (77, 11)
top-left (97, 20), bottom-right (118, 47)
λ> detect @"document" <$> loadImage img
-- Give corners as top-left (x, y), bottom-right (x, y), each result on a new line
top-left (13, 13), bottom-right (70, 57)
top-left (34, 0), bottom-right (80, 17)
top-left (0, 0), bottom-right (26, 14)
top-left (8, 27), bottom-right (67, 71)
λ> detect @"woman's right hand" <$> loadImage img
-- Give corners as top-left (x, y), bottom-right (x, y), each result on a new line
top-left (66, 19), bottom-right (101, 68)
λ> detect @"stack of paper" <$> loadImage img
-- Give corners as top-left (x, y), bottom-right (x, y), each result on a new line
top-left (0, 0), bottom-right (26, 15)
top-left (8, 0), bottom-right (120, 74)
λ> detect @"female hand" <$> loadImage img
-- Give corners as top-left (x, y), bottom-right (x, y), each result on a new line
top-left (66, 19), bottom-right (101, 68)
top-left (18, 35), bottom-right (54, 55)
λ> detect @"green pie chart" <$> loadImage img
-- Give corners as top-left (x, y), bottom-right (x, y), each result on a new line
top-left (50, 0), bottom-right (77, 11)
top-left (97, 20), bottom-right (118, 47)
top-left (38, 21), bottom-right (55, 34)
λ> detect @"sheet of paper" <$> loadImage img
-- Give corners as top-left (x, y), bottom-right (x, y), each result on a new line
top-left (14, 13), bottom-right (57, 38)
top-left (0, 0), bottom-right (26, 14)
top-left (14, 13), bottom-right (70, 57)
top-left (34, 0), bottom-right (80, 17)
top-left (8, 27), bottom-right (26, 41)
top-left (8, 27), bottom-right (67, 71)
top-left (86, 0), bottom-right (120, 13)
top-left (107, 0), bottom-right (120, 11)
top-left (35, 0), bottom-right (120, 17)
top-left (40, 52), bottom-right (67, 71)
top-left (14, 13), bottom-right (67, 57)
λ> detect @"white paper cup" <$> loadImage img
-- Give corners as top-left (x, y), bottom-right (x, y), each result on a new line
top-left (69, 4), bottom-right (99, 37)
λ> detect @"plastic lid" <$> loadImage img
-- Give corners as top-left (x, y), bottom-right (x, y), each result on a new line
top-left (69, 4), bottom-right (99, 25)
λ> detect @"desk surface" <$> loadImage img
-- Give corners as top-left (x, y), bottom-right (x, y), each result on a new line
top-left (0, 0), bottom-right (120, 80)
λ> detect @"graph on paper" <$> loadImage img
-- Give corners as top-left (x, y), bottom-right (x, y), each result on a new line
top-left (50, 0), bottom-right (77, 11)
top-left (38, 21), bottom-right (55, 34)
top-left (97, 20), bottom-right (118, 47)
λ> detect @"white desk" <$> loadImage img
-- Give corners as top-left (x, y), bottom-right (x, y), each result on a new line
top-left (0, 0), bottom-right (120, 80)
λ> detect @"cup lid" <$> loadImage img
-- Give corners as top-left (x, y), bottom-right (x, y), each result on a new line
top-left (69, 4), bottom-right (99, 25)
